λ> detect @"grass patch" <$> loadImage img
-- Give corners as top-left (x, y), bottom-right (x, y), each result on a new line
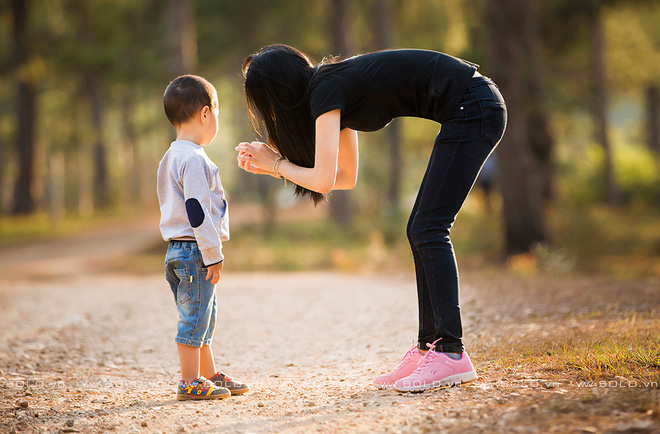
top-left (221, 200), bottom-right (505, 273)
top-left (3, 196), bottom-right (658, 279)
top-left (483, 314), bottom-right (660, 384)
top-left (0, 208), bottom-right (151, 246)
top-left (0, 213), bottom-right (72, 245)
top-left (127, 200), bottom-right (660, 276)
top-left (550, 202), bottom-right (660, 278)
top-left (223, 218), bottom-right (408, 272)
top-left (563, 327), bottom-right (660, 382)
top-left (130, 216), bottom-right (413, 274)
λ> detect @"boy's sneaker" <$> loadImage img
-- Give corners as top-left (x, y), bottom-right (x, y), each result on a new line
top-left (209, 371), bottom-right (250, 395)
top-left (393, 343), bottom-right (477, 393)
top-left (177, 376), bottom-right (231, 400)
top-left (373, 342), bottom-right (424, 389)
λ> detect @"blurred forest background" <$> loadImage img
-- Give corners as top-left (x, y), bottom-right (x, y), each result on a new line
top-left (1, 0), bottom-right (659, 277)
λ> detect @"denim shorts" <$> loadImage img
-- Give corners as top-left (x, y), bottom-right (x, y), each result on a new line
top-left (164, 241), bottom-right (217, 347)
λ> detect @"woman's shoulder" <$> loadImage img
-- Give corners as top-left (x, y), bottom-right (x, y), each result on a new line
top-left (353, 48), bottom-right (446, 59)
top-left (308, 67), bottom-right (352, 120)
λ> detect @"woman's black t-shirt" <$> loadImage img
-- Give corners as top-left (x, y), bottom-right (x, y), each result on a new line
top-left (308, 49), bottom-right (478, 131)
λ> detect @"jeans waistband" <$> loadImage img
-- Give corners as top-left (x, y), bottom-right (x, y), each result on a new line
top-left (468, 75), bottom-right (497, 90)
top-left (170, 239), bottom-right (197, 244)
top-left (460, 74), bottom-right (505, 107)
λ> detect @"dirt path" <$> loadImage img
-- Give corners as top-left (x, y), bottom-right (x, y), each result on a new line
top-left (0, 218), bottom-right (658, 433)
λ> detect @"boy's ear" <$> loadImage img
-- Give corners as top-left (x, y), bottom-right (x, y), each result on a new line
top-left (200, 106), bottom-right (210, 122)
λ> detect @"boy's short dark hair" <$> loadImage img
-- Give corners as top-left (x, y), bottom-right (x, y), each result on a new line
top-left (163, 75), bottom-right (218, 126)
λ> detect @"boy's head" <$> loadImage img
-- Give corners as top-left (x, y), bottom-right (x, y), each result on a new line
top-left (164, 75), bottom-right (218, 126)
top-left (164, 75), bottom-right (219, 145)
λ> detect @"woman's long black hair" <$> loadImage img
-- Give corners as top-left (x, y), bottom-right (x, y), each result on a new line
top-left (243, 44), bottom-right (328, 204)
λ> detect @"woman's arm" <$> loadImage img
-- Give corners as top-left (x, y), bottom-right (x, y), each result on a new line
top-left (236, 109), bottom-right (358, 194)
top-left (334, 127), bottom-right (358, 190)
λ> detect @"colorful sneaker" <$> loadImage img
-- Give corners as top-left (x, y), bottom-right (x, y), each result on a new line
top-left (209, 371), bottom-right (250, 395)
top-left (177, 376), bottom-right (231, 400)
top-left (393, 340), bottom-right (478, 393)
top-left (373, 341), bottom-right (424, 389)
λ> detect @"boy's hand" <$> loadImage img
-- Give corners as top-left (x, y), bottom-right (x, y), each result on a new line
top-left (206, 261), bottom-right (223, 284)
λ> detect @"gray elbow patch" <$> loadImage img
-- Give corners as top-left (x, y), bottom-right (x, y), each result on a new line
top-left (185, 198), bottom-right (205, 228)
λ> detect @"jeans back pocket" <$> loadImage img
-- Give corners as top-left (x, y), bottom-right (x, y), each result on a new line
top-left (479, 100), bottom-right (507, 146)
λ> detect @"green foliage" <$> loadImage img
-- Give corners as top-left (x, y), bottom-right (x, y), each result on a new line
top-left (550, 203), bottom-right (660, 278)
top-left (0, 0), bottom-right (659, 269)
top-left (605, 3), bottom-right (660, 93)
top-left (614, 143), bottom-right (660, 207)
top-left (555, 109), bottom-right (660, 208)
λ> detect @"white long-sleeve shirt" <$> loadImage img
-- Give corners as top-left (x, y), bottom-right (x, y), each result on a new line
top-left (157, 140), bottom-right (229, 265)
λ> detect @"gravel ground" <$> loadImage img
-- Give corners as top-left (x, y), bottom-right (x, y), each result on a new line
top-left (0, 217), bottom-right (658, 433)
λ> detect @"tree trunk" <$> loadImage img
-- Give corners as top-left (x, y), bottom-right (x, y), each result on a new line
top-left (590, 5), bottom-right (621, 206)
top-left (119, 93), bottom-right (139, 204)
top-left (165, 0), bottom-right (198, 76)
top-left (0, 115), bottom-right (5, 213)
top-left (83, 74), bottom-right (110, 208)
top-left (77, 141), bottom-right (94, 218)
top-left (252, 125), bottom-right (279, 235)
top-left (11, 0), bottom-right (38, 215)
top-left (374, 0), bottom-right (402, 215)
top-left (486, 0), bottom-right (547, 255)
top-left (233, 2), bottom-right (279, 232)
top-left (75, 3), bottom-right (110, 210)
top-left (256, 176), bottom-right (277, 236)
top-left (48, 150), bottom-right (65, 223)
top-left (331, 0), bottom-right (353, 57)
top-left (523, 0), bottom-right (554, 204)
top-left (646, 84), bottom-right (660, 157)
top-left (329, 0), bottom-right (354, 227)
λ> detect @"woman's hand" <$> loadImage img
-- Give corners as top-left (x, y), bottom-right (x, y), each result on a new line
top-left (236, 110), bottom-right (353, 195)
top-left (235, 141), bottom-right (280, 177)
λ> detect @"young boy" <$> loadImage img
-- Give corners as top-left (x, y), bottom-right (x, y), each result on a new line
top-left (157, 74), bottom-right (249, 400)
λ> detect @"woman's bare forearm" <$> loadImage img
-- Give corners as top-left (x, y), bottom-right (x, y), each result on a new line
top-left (236, 140), bottom-right (339, 194)
top-left (274, 110), bottom-right (341, 194)
top-left (236, 110), bottom-right (358, 194)
top-left (334, 128), bottom-right (358, 190)
top-left (278, 113), bottom-right (358, 193)
top-left (276, 159), bottom-right (336, 194)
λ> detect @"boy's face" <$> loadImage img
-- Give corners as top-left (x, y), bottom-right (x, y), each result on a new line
top-left (201, 104), bottom-right (219, 146)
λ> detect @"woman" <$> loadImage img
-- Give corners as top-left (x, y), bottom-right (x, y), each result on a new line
top-left (236, 44), bottom-right (506, 392)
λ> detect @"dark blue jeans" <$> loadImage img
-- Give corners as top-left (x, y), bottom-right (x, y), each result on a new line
top-left (407, 75), bottom-right (507, 353)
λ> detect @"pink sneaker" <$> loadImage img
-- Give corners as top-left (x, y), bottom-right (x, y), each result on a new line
top-left (393, 341), bottom-right (478, 393)
top-left (373, 342), bottom-right (424, 389)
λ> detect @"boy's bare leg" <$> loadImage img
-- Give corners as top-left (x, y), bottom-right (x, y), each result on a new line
top-left (177, 343), bottom-right (200, 382)
top-left (200, 344), bottom-right (217, 379)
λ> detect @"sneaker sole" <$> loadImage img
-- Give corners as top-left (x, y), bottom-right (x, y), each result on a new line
top-left (229, 387), bottom-right (250, 395)
top-left (177, 392), bottom-right (231, 400)
top-left (373, 382), bottom-right (394, 390)
top-left (213, 383), bottom-right (250, 395)
top-left (393, 370), bottom-right (478, 393)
